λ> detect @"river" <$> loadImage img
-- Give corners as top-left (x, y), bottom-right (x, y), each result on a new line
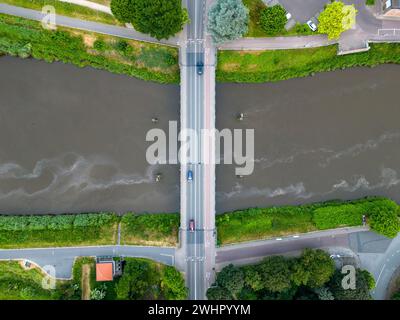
top-left (1, 56), bottom-right (400, 214)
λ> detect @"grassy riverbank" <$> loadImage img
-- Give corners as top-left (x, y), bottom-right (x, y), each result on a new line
top-left (0, 213), bottom-right (119, 248)
top-left (0, 13), bottom-right (179, 83)
top-left (0, 211), bottom-right (180, 248)
top-left (0, 0), bottom-right (119, 25)
top-left (120, 213), bottom-right (180, 247)
top-left (216, 197), bottom-right (400, 245)
top-left (217, 43), bottom-right (400, 83)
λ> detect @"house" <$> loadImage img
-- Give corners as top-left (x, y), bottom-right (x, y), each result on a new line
top-left (381, 0), bottom-right (400, 17)
top-left (95, 256), bottom-right (115, 282)
top-left (95, 256), bottom-right (123, 281)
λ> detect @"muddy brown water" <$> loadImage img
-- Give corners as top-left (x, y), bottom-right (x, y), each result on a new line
top-left (1, 56), bottom-right (400, 214)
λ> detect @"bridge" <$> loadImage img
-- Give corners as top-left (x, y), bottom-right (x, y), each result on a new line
top-left (178, 0), bottom-right (216, 300)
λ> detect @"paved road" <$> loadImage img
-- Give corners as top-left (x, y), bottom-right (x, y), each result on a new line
top-left (0, 245), bottom-right (175, 279)
top-left (370, 234), bottom-right (400, 299)
top-left (216, 227), bottom-right (369, 268)
top-left (180, 0), bottom-right (208, 301)
top-left (0, 3), bottom-right (178, 46)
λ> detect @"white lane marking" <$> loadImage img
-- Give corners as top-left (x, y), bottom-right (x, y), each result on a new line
top-left (376, 264), bottom-right (386, 286)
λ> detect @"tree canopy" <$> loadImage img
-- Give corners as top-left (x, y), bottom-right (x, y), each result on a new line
top-left (207, 0), bottom-right (249, 44)
top-left (260, 5), bottom-right (287, 35)
top-left (318, 1), bottom-right (357, 40)
top-left (291, 249), bottom-right (335, 288)
top-left (110, 0), bottom-right (188, 40)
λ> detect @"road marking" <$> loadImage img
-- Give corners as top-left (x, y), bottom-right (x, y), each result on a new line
top-left (376, 264), bottom-right (386, 286)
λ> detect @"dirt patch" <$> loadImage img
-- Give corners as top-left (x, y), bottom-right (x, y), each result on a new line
top-left (221, 62), bottom-right (241, 71)
top-left (81, 264), bottom-right (91, 300)
top-left (83, 34), bottom-right (97, 47)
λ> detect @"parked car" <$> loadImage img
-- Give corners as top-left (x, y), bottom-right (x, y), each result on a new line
top-left (307, 20), bottom-right (317, 32)
top-left (286, 12), bottom-right (292, 20)
top-left (187, 170), bottom-right (193, 181)
top-left (189, 219), bottom-right (195, 232)
top-left (197, 61), bottom-right (204, 75)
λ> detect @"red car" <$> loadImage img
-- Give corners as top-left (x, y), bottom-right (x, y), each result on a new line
top-left (189, 219), bottom-right (195, 232)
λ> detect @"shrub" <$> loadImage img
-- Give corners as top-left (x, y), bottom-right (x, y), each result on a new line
top-left (93, 39), bottom-right (108, 51)
top-left (313, 204), bottom-right (364, 229)
top-left (260, 5), bottom-right (287, 35)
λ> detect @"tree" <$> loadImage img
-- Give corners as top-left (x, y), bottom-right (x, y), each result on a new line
top-left (259, 256), bottom-right (292, 293)
top-left (207, 0), bottom-right (249, 44)
top-left (314, 287), bottom-right (334, 300)
top-left (243, 266), bottom-right (263, 291)
top-left (216, 264), bottom-right (244, 299)
top-left (110, 0), bottom-right (135, 23)
top-left (260, 5), bottom-right (287, 36)
top-left (206, 286), bottom-right (232, 300)
top-left (329, 269), bottom-right (372, 300)
top-left (110, 0), bottom-right (188, 40)
top-left (291, 249), bottom-right (335, 288)
top-left (161, 266), bottom-right (188, 300)
top-left (318, 1), bottom-right (357, 40)
top-left (115, 260), bottom-right (152, 299)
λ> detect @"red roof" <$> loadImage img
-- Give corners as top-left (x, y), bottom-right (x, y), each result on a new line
top-left (96, 262), bottom-right (113, 281)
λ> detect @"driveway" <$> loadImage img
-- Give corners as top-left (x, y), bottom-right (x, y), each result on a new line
top-left (278, 0), bottom-right (330, 23)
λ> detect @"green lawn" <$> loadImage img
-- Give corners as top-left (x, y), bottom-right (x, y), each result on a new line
top-left (0, 0), bottom-right (119, 25)
top-left (242, 0), bottom-right (313, 37)
top-left (217, 43), bottom-right (400, 83)
top-left (0, 261), bottom-right (74, 299)
top-left (0, 13), bottom-right (179, 83)
top-left (120, 213), bottom-right (180, 246)
top-left (216, 197), bottom-right (400, 245)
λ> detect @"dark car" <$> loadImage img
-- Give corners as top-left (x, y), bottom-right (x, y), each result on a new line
top-left (189, 219), bottom-right (195, 232)
top-left (197, 62), bottom-right (204, 75)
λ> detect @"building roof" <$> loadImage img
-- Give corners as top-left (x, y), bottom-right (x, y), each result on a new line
top-left (96, 262), bottom-right (113, 282)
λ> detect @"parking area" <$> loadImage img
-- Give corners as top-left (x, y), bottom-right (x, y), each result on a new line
top-left (278, 0), bottom-right (330, 23)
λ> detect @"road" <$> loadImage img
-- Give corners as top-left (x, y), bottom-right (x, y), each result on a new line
top-left (179, 0), bottom-right (210, 300)
top-left (0, 3), bottom-right (177, 46)
top-left (178, 0), bottom-right (216, 300)
top-left (370, 233), bottom-right (400, 299)
top-left (0, 245), bottom-right (175, 279)
top-left (216, 227), bottom-right (369, 268)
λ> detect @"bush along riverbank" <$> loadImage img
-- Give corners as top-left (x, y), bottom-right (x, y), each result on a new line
top-left (0, 13), bottom-right (179, 84)
top-left (217, 43), bottom-right (400, 83)
top-left (216, 197), bottom-right (400, 245)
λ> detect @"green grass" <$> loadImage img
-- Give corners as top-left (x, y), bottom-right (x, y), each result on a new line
top-left (366, 0), bottom-right (375, 5)
top-left (242, 0), bottom-right (313, 37)
top-left (0, 213), bottom-right (119, 248)
top-left (0, 13), bottom-right (179, 84)
top-left (0, 0), bottom-right (119, 25)
top-left (120, 213), bottom-right (180, 246)
top-left (0, 261), bottom-right (75, 299)
top-left (217, 43), bottom-right (400, 83)
top-left (216, 197), bottom-right (400, 245)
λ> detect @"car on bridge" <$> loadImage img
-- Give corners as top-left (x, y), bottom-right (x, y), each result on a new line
top-left (189, 219), bottom-right (195, 232)
top-left (197, 62), bottom-right (204, 75)
top-left (187, 170), bottom-right (193, 181)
